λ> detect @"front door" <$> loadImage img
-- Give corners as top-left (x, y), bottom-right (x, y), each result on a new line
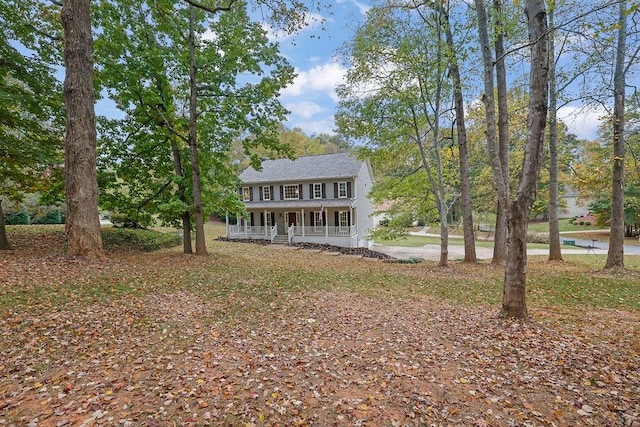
top-left (287, 212), bottom-right (298, 227)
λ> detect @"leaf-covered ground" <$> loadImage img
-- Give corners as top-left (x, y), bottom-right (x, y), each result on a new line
top-left (1, 225), bottom-right (639, 426)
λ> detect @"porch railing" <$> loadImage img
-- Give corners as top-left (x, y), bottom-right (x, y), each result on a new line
top-left (292, 225), bottom-right (355, 236)
top-left (270, 225), bottom-right (277, 242)
top-left (287, 225), bottom-right (294, 243)
top-left (228, 225), bottom-right (267, 236)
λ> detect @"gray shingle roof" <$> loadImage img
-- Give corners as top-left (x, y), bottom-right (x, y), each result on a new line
top-left (239, 152), bottom-right (362, 184)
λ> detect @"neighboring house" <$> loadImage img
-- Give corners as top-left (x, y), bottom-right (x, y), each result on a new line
top-left (227, 152), bottom-right (375, 248)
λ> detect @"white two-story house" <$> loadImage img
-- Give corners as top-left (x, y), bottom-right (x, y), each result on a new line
top-left (227, 152), bottom-right (374, 248)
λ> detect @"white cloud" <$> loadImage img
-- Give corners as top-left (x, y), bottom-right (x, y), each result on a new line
top-left (282, 62), bottom-right (347, 102)
top-left (557, 105), bottom-right (608, 141)
top-left (286, 101), bottom-right (326, 118)
top-left (289, 118), bottom-right (336, 135)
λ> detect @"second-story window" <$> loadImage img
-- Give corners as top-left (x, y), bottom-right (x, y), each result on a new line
top-left (313, 183), bottom-right (322, 199)
top-left (284, 184), bottom-right (299, 200)
top-left (242, 187), bottom-right (251, 201)
top-left (262, 186), bottom-right (271, 201)
top-left (338, 182), bottom-right (348, 198)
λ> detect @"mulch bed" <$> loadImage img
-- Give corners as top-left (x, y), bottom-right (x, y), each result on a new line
top-left (215, 237), bottom-right (392, 260)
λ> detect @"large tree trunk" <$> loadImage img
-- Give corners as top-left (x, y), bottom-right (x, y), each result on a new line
top-left (188, 5), bottom-right (207, 255)
top-left (171, 140), bottom-right (193, 254)
top-left (547, 5), bottom-right (563, 261)
top-left (493, 0), bottom-right (509, 264)
top-left (441, 3), bottom-right (476, 263)
top-left (61, 0), bottom-right (103, 259)
top-left (502, 0), bottom-right (549, 319)
top-left (605, 0), bottom-right (626, 270)
top-left (493, 203), bottom-right (508, 263)
top-left (0, 200), bottom-right (10, 250)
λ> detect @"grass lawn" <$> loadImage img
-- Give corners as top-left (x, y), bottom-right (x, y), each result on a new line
top-left (1, 223), bottom-right (638, 426)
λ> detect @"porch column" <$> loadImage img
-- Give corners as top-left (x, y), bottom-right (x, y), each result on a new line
top-left (326, 209), bottom-right (329, 237)
top-left (242, 212), bottom-right (247, 236)
top-left (301, 209), bottom-right (305, 236)
top-left (264, 209), bottom-right (268, 238)
top-left (350, 207), bottom-right (354, 235)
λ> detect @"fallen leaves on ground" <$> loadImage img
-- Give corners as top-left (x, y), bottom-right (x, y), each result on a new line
top-left (1, 227), bottom-right (639, 426)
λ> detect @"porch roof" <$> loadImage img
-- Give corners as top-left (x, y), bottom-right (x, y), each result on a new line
top-left (243, 199), bottom-right (355, 210)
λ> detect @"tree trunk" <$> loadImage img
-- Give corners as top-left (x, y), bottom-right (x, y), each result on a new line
top-left (188, 5), bottom-right (207, 255)
top-left (493, 202), bottom-right (508, 263)
top-left (61, 0), bottom-right (103, 259)
top-left (502, 0), bottom-right (549, 319)
top-left (441, 3), bottom-right (476, 263)
top-left (493, 0), bottom-right (509, 264)
top-left (171, 140), bottom-right (193, 254)
top-left (605, 0), bottom-right (626, 270)
top-left (547, 5), bottom-right (563, 261)
top-left (0, 200), bottom-right (10, 250)
top-left (439, 212), bottom-right (449, 268)
top-left (503, 205), bottom-right (527, 318)
top-left (475, 0), bottom-right (509, 266)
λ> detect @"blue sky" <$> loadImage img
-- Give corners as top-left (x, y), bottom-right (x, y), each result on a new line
top-left (263, 0), bottom-right (370, 136)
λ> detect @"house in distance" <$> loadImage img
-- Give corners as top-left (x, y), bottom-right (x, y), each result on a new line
top-left (227, 152), bottom-right (375, 248)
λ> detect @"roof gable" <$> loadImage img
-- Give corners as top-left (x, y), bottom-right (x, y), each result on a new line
top-left (239, 152), bottom-right (364, 184)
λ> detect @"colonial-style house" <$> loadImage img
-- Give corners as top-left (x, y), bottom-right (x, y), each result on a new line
top-left (227, 152), bottom-right (374, 248)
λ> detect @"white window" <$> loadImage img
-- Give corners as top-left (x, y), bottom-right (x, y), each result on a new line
top-left (242, 187), bottom-right (251, 201)
top-left (314, 211), bottom-right (324, 231)
top-left (339, 211), bottom-right (349, 230)
top-left (313, 183), bottom-right (322, 199)
top-left (262, 186), bottom-right (271, 201)
top-left (338, 182), bottom-right (347, 198)
top-left (265, 212), bottom-right (273, 227)
top-left (284, 184), bottom-right (299, 200)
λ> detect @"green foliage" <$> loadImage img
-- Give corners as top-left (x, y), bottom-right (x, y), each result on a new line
top-left (0, 0), bottom-right (64, 209)
top-left (94, 0), bottom-right (295, 231)
top-left (33, 207), bottom-right (62, 224)
top-left (109, 212), bottom-right (147, 229)
top-left (4, 206), bottom-right (30, 225)
top-left (100, 227), bottom-right (181, 252)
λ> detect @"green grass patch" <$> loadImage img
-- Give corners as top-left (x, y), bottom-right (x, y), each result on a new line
top-left (101, 227), bottom-right (182, 252)
top-left (527, 220), bottom-right (597, 233)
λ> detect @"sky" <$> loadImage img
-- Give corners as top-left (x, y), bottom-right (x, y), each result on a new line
top-left (260, 0), bottom-right (370, 136)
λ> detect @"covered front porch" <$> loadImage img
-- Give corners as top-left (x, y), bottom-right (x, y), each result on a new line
top-left (226, 200), bottom-right (359, 247)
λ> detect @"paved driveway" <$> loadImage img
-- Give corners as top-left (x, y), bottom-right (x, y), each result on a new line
top-left (371, 243), bottom-right (611, 261)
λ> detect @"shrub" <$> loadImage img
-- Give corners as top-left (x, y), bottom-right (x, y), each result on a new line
top-left (5, 207), bottom-right (31, 225)
top-left (579, 221), bottom-right (585, 225)
top-left (585, 221), bottom-right (591, 226)
top-left (33, 208), bottom-right (63, 224)
top-left (526, 232), bottom-right (549, 244)
top-left (110, 213), bottom-right (144, 229)
top-left (101, 228), bottom-right (181, 252)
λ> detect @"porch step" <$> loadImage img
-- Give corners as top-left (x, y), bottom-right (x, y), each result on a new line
top-left (271, 235), bottom-right (289, 245)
